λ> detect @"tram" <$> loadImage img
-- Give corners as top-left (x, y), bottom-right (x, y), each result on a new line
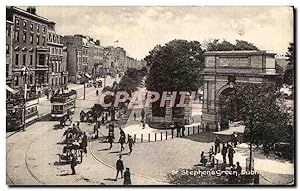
top-left (6, 94), bottom-right (39, 131)
top-left (50, 90), bottom-right (77, 119)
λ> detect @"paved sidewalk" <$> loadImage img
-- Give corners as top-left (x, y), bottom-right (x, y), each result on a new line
top-left (214, 143), bottom-right (294, 185)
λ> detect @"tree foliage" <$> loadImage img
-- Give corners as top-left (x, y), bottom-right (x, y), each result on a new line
top-left (117, 68), bottom-right (147, 94)
top-left (204, 39), bottom-right (259, 51)
top-left (282, 42), bottom-right (294, 86)
top-left (219, 83), bottom-right (294, 157)
top-left (144, 39), bottom-right (205, 92)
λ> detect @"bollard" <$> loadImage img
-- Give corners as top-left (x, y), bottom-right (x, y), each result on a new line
top-left (161, 132), bottom-right (163, 141)
top-left (155, 133), bottom-right (157, 141)
top-left (171, 130), bottom-right (173, 139)
top-left (188, 127), bottom-right (190, 136)
top-left (193, 126), bottom-right (195, 135)
top-left (141, 134), bottom-right (143, 143)
top-left (134, 134), bottom-right (136, 143)
top-left (198, 125), bottom-right (200, 133)
top-left (166, 131), bottom-right (168, 140)
top-left (148, 133), bottom-right (150, 142)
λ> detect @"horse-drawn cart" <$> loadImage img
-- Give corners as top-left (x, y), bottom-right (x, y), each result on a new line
top-left (57, 143), bottom-right (83, 164)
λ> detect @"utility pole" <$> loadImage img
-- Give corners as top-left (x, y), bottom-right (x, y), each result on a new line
top-left (21, 66), bottom-right (29, 131)
top-left (83, 82), bottom-right (86, 100)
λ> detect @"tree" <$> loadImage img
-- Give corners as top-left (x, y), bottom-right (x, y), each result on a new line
top-left (283, 42), bottom-right (294, 86)
top-left (205, 39), bottom-right (236, 51)
top-left (118, 68), bottom-right (146, 94)
top-left (204, 39), bottom-right (259, 51)
top-left (145, 39), bottom-right (205, 92)
top-left (219, 82), bottom-right (293, 157)
top-left (234, 40), bottom-right (259, 50)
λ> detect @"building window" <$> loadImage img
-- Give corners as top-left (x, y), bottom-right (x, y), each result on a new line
top-left (23, 54), bottom-right (26, 65)
top-left (30, 34), bottom-right (33, 44)
top-left (30, 23), bottom-right (33, 30)
top-left (23, 32), bottom-right (27, 43)
top-left (51, 47), bottom-right (54, 55)
top-left (51, 78), bottom-right (54, 86)
top-left (53, 35), bottom-right (56, 43)
top-left (23, 21), bottom-right (27, 28)
top-left (42, 26), bottom-right (46, 33)
top-left (15, 53), bottom-right (19, 65)
top-left (37, 24), bottom-right (40, 32)
top-left (30, 55), bottom-right (33, 65)
top-left (6, 44), bottom-right (9, 54)
top-left (57, 36), bottom-right (60, 43)
top-left (36, 35), bottom-right (40, 45)
top-left (15, 31), bottom-right (19, 41)
top-left (38, 54), bottom-right (45, 65)
top-left (15, 18), bottom-right (19, 25)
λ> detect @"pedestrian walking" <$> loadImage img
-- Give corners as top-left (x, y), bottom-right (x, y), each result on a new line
top-left (93, 123), bottom-right (97, 133)
top-left (221, 143), bottom-right (228, 164)
top-left (228, 145), bottom-right (236, 166)
top-left (70, 153), bottom-right (77, 175)
top-left (119, 135), bottom-right (126, 151)
top-left (141, 108), bottom-right (145, 121)
top-left (214, 136), bottom-right (221, 154)
top-left (176, 123), bottom-right (180, 137)
top-left (107, 133), bottom-right (114, 149)
top-left (119, 127), bottom-right (125, 137)
top-left (127, 135), bottom-right (134, 154)
top-left (96, 89), bottom-right (99, 96)
top-left (236, 161), bottom-right (242, 175)
top-left (232, 132), bottom-right (238, 147)
top-left (142, 120), bottom-right (146, 129)
top-left (123, 168), bottom-right (132, 185)
top-left (133, 112), bottom-right (136, 121)
top-left (116, 155), bottom-right (124, 179)
top-left (81, 132), bottom-right (88, 154)
top-left (102, 115), bottom-right (105, 124)
top-left (181, 125), bottom-right (185, 137)
top-left (200, 151), bottom-right (207, 166)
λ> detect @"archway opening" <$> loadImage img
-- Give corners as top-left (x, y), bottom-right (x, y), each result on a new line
top-left (218, 87), bottom-right (237, 130)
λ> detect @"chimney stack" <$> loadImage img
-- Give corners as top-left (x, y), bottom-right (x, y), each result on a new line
top-left (26, 6), bottom-right (36, 15)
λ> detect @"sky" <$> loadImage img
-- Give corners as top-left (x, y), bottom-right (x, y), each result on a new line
top-left (21, 6), bottom-right (294, 59)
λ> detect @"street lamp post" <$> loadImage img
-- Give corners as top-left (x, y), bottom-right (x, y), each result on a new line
top-left (21, 66), bottom-right (29, 131)
top-left (83, 80), bottom-right (86, 100)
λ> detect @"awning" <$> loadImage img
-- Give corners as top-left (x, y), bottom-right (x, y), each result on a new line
top-left (77, 75), bottom-right (82, 79)
top-left (85, 73), bottom-right (91, 79)
top-left (6, 85), bottom-right (18, 94)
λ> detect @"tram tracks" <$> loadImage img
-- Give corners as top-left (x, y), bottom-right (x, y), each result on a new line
top-left (7, 126), bottom-right (53, 185)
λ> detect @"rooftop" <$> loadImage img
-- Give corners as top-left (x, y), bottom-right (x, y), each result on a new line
top-left (205, 50), bottom-right (276, 56)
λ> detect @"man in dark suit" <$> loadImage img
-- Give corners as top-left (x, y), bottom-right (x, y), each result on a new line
top-left (116, 155), bottom-right (124, 179)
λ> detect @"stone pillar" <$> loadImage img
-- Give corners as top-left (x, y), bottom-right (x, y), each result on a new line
top-left (184, 93), bottom-right (192, 124)
top-left (165, 92), bottom-right (172, 123)
top-left (201, 80), bottom-right (218, 131)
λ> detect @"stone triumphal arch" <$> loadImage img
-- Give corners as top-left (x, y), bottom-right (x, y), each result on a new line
top-left (201, 50), bottom-right (279, 131)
